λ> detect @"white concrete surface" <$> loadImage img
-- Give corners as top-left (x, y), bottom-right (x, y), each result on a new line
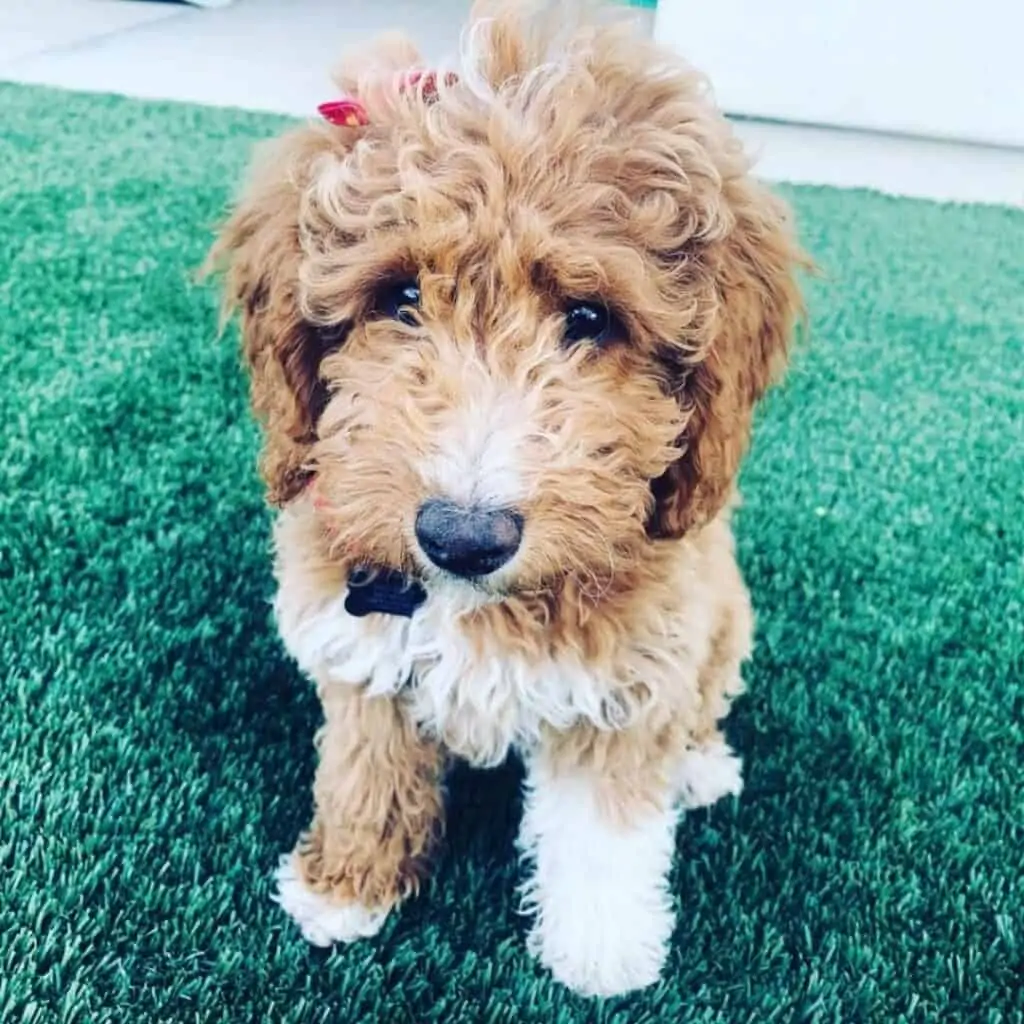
top-left (735, 120), bottom-right (1023, 208)
top-left (0, 0), bottom-right (470, 115)
top-left (0, 0), bottom-right (181, 66)
top-left (1, 0), bottom-right (1021, 206)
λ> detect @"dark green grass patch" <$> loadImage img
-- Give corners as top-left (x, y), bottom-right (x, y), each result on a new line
top-left (1, 83), bottom-right (1021, 1023)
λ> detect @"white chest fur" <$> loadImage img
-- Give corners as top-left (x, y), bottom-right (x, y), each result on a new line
top-left (273, 579), bottom-right (616, 766)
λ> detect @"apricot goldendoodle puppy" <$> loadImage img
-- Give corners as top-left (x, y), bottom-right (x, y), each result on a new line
top-left (212, 0), bottom-right (803, 998)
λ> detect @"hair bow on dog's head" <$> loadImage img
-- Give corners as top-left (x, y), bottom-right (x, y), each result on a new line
top-left (398, 69), bottom-right (460, 100)
top-left (317, 99), bottom-right (371, 127)
top-left (317, 69), bottom-right (458, 127)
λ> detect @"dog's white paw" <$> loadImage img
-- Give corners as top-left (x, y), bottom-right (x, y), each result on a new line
top-left (519, 768), bottom-right (677, 997)
top-left (527, 900), bottom-right (670, 997)
top-left (675, 740), bottom-right (744, 810)
top-left (272, 854), bottom-right (390, 946)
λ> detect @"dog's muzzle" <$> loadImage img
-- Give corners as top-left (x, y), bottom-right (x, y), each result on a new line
top-left (415, 499), bottom-right (523, 579)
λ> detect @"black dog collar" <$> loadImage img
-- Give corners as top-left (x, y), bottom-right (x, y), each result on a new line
top-left (344, 567), bottom-right (427, 619)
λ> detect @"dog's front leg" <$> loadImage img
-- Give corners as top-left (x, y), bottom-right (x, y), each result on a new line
top-left (274, 681), bottom-right (444, 946)
top-left (517, 728), bottom-right (684, 998)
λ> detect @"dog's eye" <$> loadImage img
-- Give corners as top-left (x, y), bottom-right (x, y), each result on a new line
top-left (376, 280), bottom-right (421, 326)
top-left (562, 301), bottom-right (619, 347)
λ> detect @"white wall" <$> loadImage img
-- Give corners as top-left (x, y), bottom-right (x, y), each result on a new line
top-left (654, 0), bottom-right (1024, 147)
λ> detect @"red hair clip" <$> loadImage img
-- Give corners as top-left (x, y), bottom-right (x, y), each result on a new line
top-left (317, 98), bottom-right (370, 127)
top-left (318, 70), bottom-right (458, 126)
top-left (399, 69), bottom-right (459, 101)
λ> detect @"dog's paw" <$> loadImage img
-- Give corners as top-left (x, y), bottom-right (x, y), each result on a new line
top-left (272, 854), bottom-right (390, 946)
top-left (527, 900), bottom-right (670, 997)
top-left (675, 740), bottom-right (744, 810)
top-left (521, 806), bottom-right (674, 997)
top-left (519, 764), bottom-right (678, 997)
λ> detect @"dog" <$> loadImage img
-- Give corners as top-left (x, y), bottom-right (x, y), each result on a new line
top-left (211, 0), bottom-right (803, 998)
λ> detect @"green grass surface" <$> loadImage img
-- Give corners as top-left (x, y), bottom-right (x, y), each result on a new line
top-left (2, 82), bottom-right (1022, 1023)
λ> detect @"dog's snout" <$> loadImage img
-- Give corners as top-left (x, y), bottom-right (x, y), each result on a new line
top-left (415, 499), bottom-right (523, 578)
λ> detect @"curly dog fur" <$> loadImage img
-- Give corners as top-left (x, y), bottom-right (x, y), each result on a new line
top-left (211, 0), bottom-right (803, 997)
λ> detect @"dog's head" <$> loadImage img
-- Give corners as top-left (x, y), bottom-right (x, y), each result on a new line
top-left (212, 2), bottom-right (803, 599)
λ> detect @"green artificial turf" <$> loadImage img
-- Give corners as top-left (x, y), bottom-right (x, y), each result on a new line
top-left (1, 81), bottom-right (1022, 1024)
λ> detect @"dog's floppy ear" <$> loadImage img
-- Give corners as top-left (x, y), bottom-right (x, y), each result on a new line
top-left (210, 38), bottom-right (424, 508)
top-left (209, 129), bottom-right (332, 506)
top-left (649, 179), bottom-right (805, 538)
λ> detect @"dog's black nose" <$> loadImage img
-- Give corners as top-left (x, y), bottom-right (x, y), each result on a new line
top-left (414, 499), bottom-right (523, 578)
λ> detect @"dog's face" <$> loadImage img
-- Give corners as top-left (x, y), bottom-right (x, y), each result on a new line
top-left (214, 7), bottom-right (803, 600)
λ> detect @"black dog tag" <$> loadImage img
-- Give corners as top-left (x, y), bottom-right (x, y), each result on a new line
top-left (344, 567), bottom-right (427, 618)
